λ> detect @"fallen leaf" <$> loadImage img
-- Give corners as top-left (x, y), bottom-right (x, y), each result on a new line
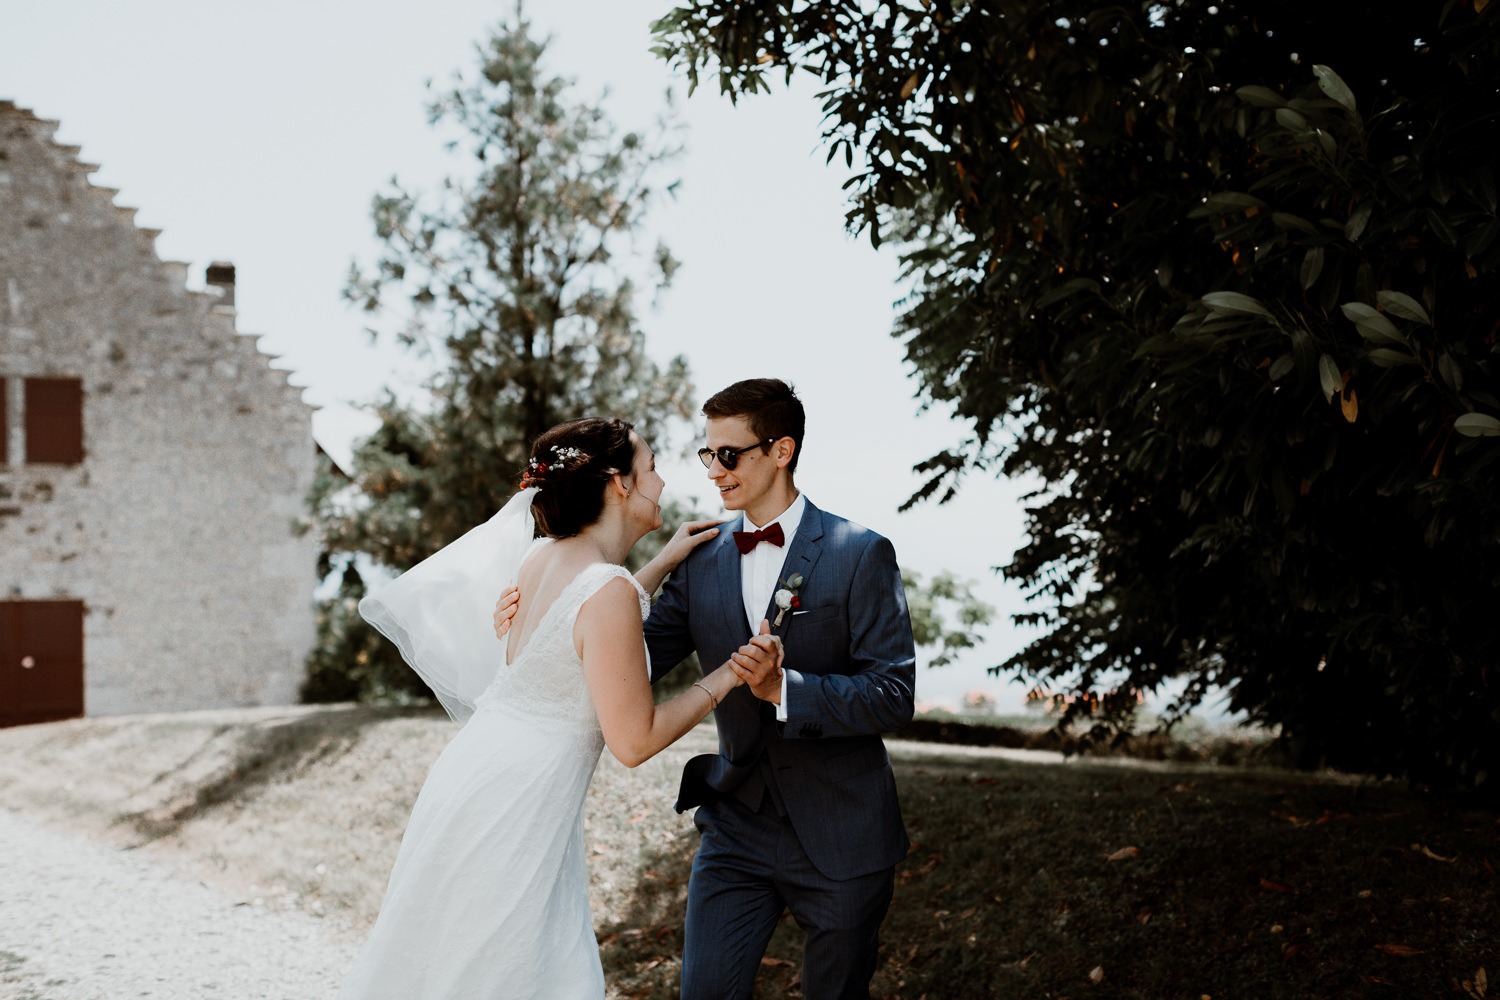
top-left (1270, 924), bottom-right (1284, 934)
top-left (760, 957), bottom-right (793, 967)
top-left (1107, 846), bottom-right (1140, 862)
top-left (1358, 890), bottom-right (1373, 898)
top-left (900, 855), bottom-right (941, 880)
top-left (1136, 908), bottom-right (1153, 925)
top-left (1089, 965), bottom-right (1105, 984)
top-left (1283, 943), bottom-right (1307, 959)
top-left (1260, 878), bottom-right (1296, 894)
top-left (1375, 943), bottom-right (1426, 957)
top-left (627, 810), bottom-right (650, 825)
top-left (1414, 843), bottom-right (1457, 862)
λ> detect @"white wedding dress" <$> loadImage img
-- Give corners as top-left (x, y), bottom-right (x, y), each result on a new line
top-left (337, 561), bottom-right (650, 999)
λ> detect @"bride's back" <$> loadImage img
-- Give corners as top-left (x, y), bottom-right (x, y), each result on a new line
top-left (504, 539), bottom-right (587, 666)
top-left (478, 546), bottom-right (643, 733)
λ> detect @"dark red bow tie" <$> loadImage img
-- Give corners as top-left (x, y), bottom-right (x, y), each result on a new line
top-left (733, 521), bottom-right (784, 555)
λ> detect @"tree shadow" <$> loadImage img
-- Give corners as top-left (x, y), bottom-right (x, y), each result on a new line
top-left (596, 820), bottom-right (826, 1000)
top-left (114, 705), bottom-right (411, 844)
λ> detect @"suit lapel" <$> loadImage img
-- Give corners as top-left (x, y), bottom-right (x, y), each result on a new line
top-left (714, 514), bottom-right (747, 639)
top-left (762, 500), bottom-right (826, 640)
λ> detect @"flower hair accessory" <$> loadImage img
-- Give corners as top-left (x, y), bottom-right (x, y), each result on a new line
top-left (772, 573), bottom-right (805, 626)
top-left (520, 445), bottom-right (591, 489)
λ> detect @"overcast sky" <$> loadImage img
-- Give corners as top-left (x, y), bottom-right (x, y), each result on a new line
top-left (2, 0), bottom-right (1062, 712)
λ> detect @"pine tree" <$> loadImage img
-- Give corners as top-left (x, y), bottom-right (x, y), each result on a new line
top-left (304, 10), bottom-right (695, 702)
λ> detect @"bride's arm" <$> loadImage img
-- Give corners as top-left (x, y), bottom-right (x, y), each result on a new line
top-left (577, 578), bottom-right (779, 768)
top-left (633, 518), bottom-right (723, 595)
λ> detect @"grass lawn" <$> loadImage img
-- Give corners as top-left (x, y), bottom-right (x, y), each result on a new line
top-left (0, 706), bottom-right (1494, 999)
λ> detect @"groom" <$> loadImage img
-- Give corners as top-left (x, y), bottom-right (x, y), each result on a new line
top-left (644, 378), bottom-right (916, 1000)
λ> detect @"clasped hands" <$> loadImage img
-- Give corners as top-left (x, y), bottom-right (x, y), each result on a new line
top-left (491, 591), bottom-right (785, 703)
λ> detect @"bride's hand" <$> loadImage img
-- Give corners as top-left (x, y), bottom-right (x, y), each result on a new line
top-left (493, 587), bottom-right (521, 639)
top-left (728, 620), bottom-right (784, 700)
top-left (655, 518), bottom-right (724, 572)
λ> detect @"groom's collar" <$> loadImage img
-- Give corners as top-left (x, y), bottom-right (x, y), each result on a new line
top-left (741, 492), bottom-right (807, 535)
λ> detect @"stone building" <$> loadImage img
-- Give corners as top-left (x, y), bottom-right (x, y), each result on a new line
top-left (0, 101), bottom-right (318, 726)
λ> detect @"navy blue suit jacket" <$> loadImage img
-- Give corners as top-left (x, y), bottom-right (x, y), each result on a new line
top-left (644, 499), bottom-right (916, 880)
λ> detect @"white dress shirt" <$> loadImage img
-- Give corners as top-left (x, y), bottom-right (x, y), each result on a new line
top-left (738, 492), bottom-right (806, 721)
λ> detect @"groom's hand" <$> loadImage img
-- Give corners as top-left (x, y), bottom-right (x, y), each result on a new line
top-left (492, 587), bottom-right (521, 640)
top-left (729, 620), bottom-right (784, 703)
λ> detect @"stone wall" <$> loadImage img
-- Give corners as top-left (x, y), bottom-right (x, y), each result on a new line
top-left (0, 101), bottom-right (318, 714)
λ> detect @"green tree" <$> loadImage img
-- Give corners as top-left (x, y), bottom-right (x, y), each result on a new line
top-left (304, 10), bottom-right (695, 703)
top-left (653, 1), bottom-right (1500, 787)
top-left (902, 568), bottom-right (994, 669)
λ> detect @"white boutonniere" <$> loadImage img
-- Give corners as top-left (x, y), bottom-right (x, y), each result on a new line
top-left (773, 573), bottom-right (805, 626)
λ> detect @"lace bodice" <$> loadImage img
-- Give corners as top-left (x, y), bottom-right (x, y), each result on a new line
top-left (473, 563), bottom-right (650, 731)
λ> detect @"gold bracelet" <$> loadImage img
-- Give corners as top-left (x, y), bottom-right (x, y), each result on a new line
top-left (692, 681), bottom-right (719, 711)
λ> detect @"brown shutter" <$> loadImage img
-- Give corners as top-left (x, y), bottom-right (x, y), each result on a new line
top-left (24, 377), bottom-right (84, 465)
top-left (0, 378), bottom-right (8, 464)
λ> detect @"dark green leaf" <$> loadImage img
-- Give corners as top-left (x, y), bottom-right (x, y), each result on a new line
top-left (1301, 247), bottom-right (1325, 290)
top-left (1341, 303), bottom-right (1405, 345)
top-left (1375, 291), bottom-right (1432, 325)
top-left (1367, 347), bottom-right (1415, 368)
top-left (1203, 291), bottom-right (1273, 318)
top-left (1346, 203), bottom-right (1373, 241)
top-left (1454, 413), bottom-right (1500, 437)
top-left (1312, 64), bottom-right (1357, 113)
top-left (1318, 354), bottom-right (1342, 403)
top-left (1236, 85), bottom-right (1287, 108)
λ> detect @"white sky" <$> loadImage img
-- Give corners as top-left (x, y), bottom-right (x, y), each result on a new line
top-left (2, 0), bottom-right (1052, 712)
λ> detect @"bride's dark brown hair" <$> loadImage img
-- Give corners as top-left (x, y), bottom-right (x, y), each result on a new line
top-left (525, 418), bottom-right (637, 538)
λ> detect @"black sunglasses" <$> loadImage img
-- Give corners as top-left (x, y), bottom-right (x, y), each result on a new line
top-left (697, 438), bottom-right (776, 471)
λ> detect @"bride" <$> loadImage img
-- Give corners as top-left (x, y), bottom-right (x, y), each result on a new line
top-left (336, 417), bottom-right (783, 999)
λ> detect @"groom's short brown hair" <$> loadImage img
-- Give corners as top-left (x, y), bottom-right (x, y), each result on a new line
top-left (702, 378), bottom-right (805, 475)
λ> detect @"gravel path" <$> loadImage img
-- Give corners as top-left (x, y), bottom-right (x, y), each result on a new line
top-left (0, 808), bottom-right (357, 1000)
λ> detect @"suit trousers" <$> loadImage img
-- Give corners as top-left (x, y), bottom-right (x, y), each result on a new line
top-left (680, 794), bottom-right (895, 1000)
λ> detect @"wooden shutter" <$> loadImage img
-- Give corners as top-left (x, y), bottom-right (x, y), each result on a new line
top-left (24, 377), bottom-right (83, 465)
top-left (0, 600), bottom-right (85, 727)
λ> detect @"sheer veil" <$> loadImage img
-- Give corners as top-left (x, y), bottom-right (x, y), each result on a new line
top-left (359, 487), bottom-right (540, 723)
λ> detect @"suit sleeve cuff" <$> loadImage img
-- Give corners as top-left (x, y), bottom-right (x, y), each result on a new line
top-left (775, 667), bottom-right (789, 721)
